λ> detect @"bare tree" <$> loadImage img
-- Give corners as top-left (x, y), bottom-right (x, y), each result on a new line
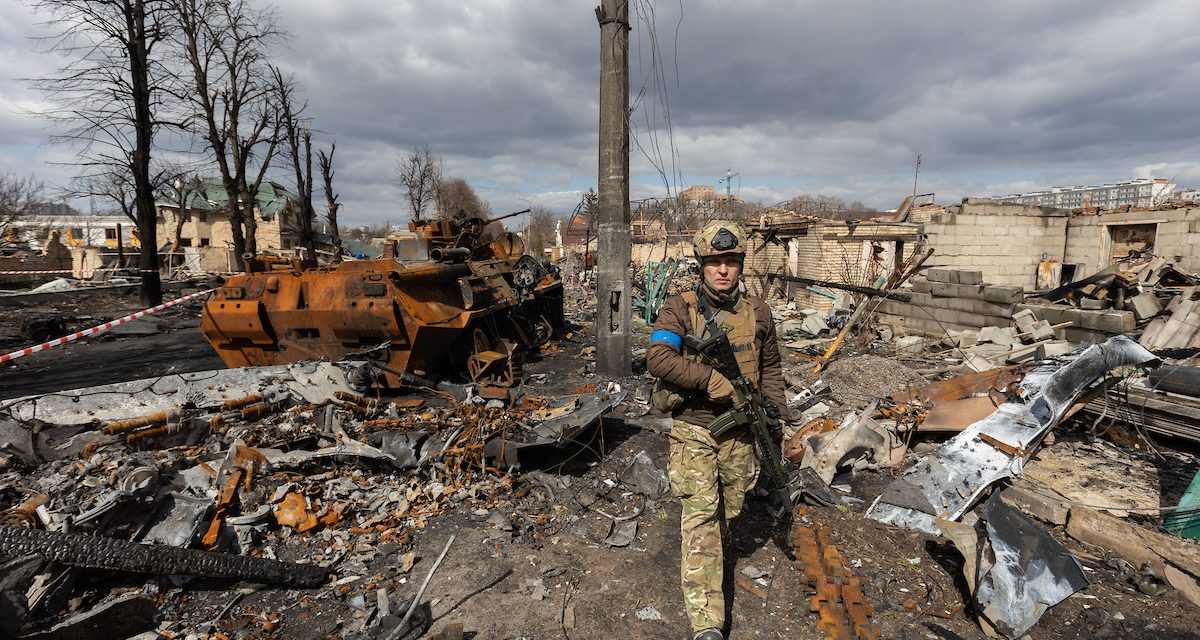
top-left (396, 146), bottom-right (440, 220)
top-left (0, 174), bottom-right (46, 242)
top-left (172, 0), bottom-right (281, 269)
top-left (29, 0), bottom-right (173, 304)
top-left (434, 177), bottom-right (491, 219)
top-left (269, 67), bottom-right (316, 260)
top-left (166, 174), bottom-right (203, 252)
top-left (318, 143), bottom-right (343, 262)
top-left (524, 205), bottom-right (557, 257)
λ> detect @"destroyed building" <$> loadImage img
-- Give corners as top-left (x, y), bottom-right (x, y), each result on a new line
top-left (154, 179), bottom-right (311, 273)
top-left (1, 186), bottom-right (1200, 639)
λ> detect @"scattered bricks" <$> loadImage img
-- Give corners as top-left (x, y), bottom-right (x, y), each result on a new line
top-left (983, 285), bottom-right (1024, 304)
top-left (1029, 320), bottom-right (1056, 341)
top-left (1079, 298), bottom-right (1108, 310)
top-left (977, 326), bottom-right (1003, 343)
top-left (1036, 340), bottom-right (1073, 359)
top-left (1016, 303), bottom-right (1081, 328)
top-left (1127, 291), bottom-right (1164, 321)
top-left (990, 327), bottom-right (1019, 347)
top-left (953, 270), bottom-right (984, 285)
top-left (911, 280), bottom-right (933, 294)
top-left (927, 268), bottom-right (953, 283)
top-left (1000, 480), bottom-right (1069, 526)
top-left (1006, 341), bottom-right (1047, 363)
top-left (895, 336), bottom-right (925, 353)
top-left (1078, 309), bottom-right (1135, 334)
top-left (1012, 309), bottom-right (1038, 334)
top-left (965, 354), bottom-right (997, 372)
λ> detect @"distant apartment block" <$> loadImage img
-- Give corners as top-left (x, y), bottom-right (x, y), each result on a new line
top-left (993, 178), bottom-right (1175, 210)
top-left (1177, 188), bottom-right (1200, 201)
top-left (678, 184), bottom-right (716, 203)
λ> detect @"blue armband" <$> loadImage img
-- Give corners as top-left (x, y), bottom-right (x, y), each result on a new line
top-left (650, 330), bottom-right (682, 350)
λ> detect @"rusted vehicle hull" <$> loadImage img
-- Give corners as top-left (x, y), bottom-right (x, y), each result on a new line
top-left (200, 224), bottom-right (563, 388)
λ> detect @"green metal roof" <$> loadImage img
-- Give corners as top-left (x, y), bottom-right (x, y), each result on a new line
top-left (156, 177), bottom-right (299, 221)
top-left (338, 237), bottom-right (383, 259)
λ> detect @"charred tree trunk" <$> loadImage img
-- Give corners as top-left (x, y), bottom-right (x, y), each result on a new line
top-left (126, 0), bottom-right (161, 306)
top-left (318, 143), bottom-right (342, 263)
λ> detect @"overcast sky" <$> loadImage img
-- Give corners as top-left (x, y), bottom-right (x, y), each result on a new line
top-left (2, 0), bottom-right (1200, 227)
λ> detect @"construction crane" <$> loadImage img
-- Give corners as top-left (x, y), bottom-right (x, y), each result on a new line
top-left (718, 168), bottom-right (740, 199)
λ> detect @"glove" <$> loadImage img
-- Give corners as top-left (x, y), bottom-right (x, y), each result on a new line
top-left (706, 370), bottom-right (736, 404)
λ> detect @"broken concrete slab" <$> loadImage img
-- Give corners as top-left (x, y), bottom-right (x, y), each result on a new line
top-left (1028, 319), bottom-right (1056, 341)
top-left (801, 313), bottom-right (829, 336)
top-left (1012, 308), bottom-right (1038, 334)
top-left (895, 335), bottom-right (924, 354)
top-left (867, 336), bottom-right (1159, 535)
top-left (1128, 291), bottom-right (1164, 321)
top-left (1035, 340), bottom-right (1073, 359)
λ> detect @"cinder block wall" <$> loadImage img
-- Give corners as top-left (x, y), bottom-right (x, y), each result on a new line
top-left (922, 199), bottom-right (1069, 290)
top-left (1064, 207), bottom-right (1200, 277)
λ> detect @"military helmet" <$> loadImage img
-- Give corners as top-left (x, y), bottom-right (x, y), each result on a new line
top-left (693, 220), bottom-right (748, 260)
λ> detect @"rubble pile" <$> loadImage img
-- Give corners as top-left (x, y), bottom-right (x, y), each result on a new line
top-left (0, 361), bottom-right (624, 639)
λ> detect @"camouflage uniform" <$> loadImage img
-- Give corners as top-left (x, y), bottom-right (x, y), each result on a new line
top-left (668, 417), bottom-right (759, 630)
top-left (646, 221), bottom-right (787, 635)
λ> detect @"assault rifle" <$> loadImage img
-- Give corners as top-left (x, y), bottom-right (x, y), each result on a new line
top-left (683, 329), bottom-right (794, 518)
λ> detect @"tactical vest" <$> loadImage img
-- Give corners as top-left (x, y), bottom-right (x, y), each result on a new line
top-left (682, 289), bottom-right (760, 385)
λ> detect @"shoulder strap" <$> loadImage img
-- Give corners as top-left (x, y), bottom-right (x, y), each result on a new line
top-left (690, 286), bottom-right (723, 340)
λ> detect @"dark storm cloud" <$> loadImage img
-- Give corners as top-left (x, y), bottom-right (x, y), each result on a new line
top-left (3, 0), bottom-right (1200, 223)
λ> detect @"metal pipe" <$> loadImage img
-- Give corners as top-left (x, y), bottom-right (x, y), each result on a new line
top-left (387, 261), bottom-right (471, 286)
top-left (768, 273), bottom-right (912, 302)
top-left (430, 247), bottom-right (471, 263)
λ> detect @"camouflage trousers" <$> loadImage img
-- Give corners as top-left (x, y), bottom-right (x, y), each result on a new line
top-left (667, 419), bottom-right (759, 633)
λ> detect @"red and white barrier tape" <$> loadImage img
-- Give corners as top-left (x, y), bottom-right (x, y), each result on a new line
top-left (0, 268), bottom-right (242, 276)
top-left (0, 268), bottom-right (164, 275)
top-left (0, 288), bottom-right (215, 365)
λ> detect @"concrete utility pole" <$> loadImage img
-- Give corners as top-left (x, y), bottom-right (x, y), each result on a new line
top-left (595, 0), bottom-right (632, 377)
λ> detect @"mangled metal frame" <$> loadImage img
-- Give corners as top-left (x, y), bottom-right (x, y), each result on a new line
top-left (484, 389), bottom-right (627, 468)
top-left (867, 336), bottom-right (1160, 535)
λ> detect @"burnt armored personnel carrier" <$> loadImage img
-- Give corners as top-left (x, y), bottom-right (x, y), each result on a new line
top-left (199, 211), bottom-right (563, 389)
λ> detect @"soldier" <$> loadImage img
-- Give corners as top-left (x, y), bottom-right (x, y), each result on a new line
top-left (647, 220), bottom-right (788, 640)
